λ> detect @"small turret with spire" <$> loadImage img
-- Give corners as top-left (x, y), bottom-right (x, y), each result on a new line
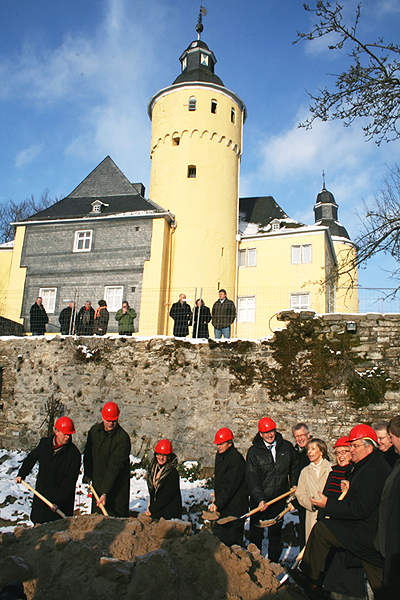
top-left (314, 172), bottom-right (350, 239)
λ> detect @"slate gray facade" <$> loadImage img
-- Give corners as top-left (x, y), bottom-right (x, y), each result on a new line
top-left (17, 156), bottom-right (171, 334)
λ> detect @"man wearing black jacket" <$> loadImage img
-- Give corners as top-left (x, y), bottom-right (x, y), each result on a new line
top-left (291, 422), bottom-right (311, 549)
top-left (16, 417), bottom-right (81, 524)
top-left (209, 427), bottom-right (248, 546)
top-left (301, 424), bottom-right (391, 599)
top-left (246, 417), bottom-right (298, 562)
top-left (83, 401), bottom-right (131, 517)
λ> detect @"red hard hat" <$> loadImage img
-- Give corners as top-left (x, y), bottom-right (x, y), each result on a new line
top-left (155, 439), bottom-right (173, 454)
top-left (213, 427), bottom-right (234, 444)
top-left (349, 424), bottom-right (377, 444)
top-left (55, 416), bottom-right (76, 435)
top-left (101, 401), bottom-right (120, 421)
top-left (258, 417), bottom-right (276, 433)
top-left (334, 436), bottom-right (350, 448)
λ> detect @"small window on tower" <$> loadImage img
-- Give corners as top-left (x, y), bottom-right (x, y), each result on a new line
top-left (187, 165), bottom-right (197, 178)
top-left (172, 137), bottom-right (180, 146)
top-left (188, 96), bottom-right (197, 111)
top-left (211, 100), bottom-right (217, 114)
top-left (182, 57), bottom-right (187, 71)
top-left (231, 107), bottom-right (236, 124)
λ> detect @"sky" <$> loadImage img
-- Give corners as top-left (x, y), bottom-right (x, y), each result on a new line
top-left (1, 0), bottom-right (400, 310)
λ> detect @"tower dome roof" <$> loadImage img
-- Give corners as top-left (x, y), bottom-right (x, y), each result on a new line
top-left (316, 186), bottom-right (338, 206)
top-left (173, 39), bottom-right (224, 86)
top-left (314, 184), bottom-right (350, 240)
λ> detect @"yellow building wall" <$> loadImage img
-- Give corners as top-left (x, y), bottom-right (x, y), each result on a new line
top-left (0, 227), bottom-right (26, 324)
top-left (138, 217), bottom-right (172, 335)
top-left (334, 241), bottom-right (359, 313)
top-left (236, 231), bottom-right (333, 338)
top-left (149, 86), bottom-right (243, 304)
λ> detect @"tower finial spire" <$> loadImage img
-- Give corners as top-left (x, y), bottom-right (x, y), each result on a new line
top-left (196, 5), bottom-right (207, 40)
top-left (322, 170), bottom-right (326, 190)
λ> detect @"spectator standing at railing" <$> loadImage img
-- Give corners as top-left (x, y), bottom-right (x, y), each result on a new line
top-left (211, 289), bottom-right (236, 339)
top-left (169, 294), bottom-right (192, 337)
top-left (58, 301), bottom-right (76, 335)
top-left (76, 301), bottom-right (95, 335)
top-left (115, 300), bottom-right (136, 336)
top-left (93, 299), bottom-right (109, 335)
top-left (30, 296), bottom-right (49, 336)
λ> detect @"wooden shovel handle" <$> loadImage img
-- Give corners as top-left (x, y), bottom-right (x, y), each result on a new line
top-left (89, 483), bottom-right (109, 516)
top-left (338, 488), bottom-right (348, 501)
top-left (21, 480), bottom-right (66, 518)
top-left (265, 487), bottom-right (296, 508)
top-left (293, 545), bottom-right (306, 569)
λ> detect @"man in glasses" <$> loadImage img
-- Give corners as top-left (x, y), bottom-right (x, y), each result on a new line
top-left (291, 422), bottom-right (311, 548)
top-left (373, 420), bottom-right (399, 469)
top-left (299, 424), bottom-right (390, 599)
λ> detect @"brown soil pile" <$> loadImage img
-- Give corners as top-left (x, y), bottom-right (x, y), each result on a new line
top-left (0, 514), bottom-right (307, 600)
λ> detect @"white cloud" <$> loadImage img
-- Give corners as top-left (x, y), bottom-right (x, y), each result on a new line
top-left (15, 144), bottom-right (43, 168)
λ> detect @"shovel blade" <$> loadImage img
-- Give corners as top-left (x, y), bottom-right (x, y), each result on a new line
top-left (276, 572), bottom-right (289, 587)
top-left (216, 515), bottom-right (236, 525)
top-left (258, 518), bottom-right (277, 528)
top-left (202, 511), bottom-right (220, 521)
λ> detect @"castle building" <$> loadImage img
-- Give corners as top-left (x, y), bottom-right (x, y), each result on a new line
top-left (0, 23), bottom-right (358, 338)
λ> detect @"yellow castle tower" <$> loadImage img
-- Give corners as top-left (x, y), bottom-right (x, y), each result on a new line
top-left (147, 16), bottom-right (246, 315)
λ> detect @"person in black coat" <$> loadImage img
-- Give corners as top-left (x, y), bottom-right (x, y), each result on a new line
top-left (76, 301), bottom-right (95, 335)
top-left (373, 420), bottom-right (399, 470)
top-left (301, 424), bottom-right (391, 599)
top-left (169, 294), bottom-right (192, 337)
top-left (145, 439), bottom-right (182, 520)
top-left (291, 422), bottom-right (311, 549)
top-left (83, 401), bottom-right (131, 517)
top-left (16, 417), bottom-right (81, 524)
top-left (192, 299), bottom-right (212, 338)
top-left (93, 299), bottom-right (109, 335)
top-left (377, 415), bottom-right (400, 597)
top-left (319, 436), bottom-right (366, 599)
top-left (58, 301), bottom-right (76, 335)
top-left (246, 417), bottom-right (298, 561)
top-left (209, 427), bottom-right (248, 546)
top-left (29, 297), bottom-right (49, 336)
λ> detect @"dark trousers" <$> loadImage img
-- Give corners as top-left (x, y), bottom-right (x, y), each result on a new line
top-left (213, 520), bottom-right (244, 547)
top-left (302, 521), bottom-right (384, 599)
top-left (249, 500), bottom-right (285, 562)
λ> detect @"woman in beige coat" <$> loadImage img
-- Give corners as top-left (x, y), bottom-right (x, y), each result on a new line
top-left (295, 438), bottom-right (331, 541)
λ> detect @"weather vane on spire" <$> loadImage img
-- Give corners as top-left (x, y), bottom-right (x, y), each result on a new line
top-left (322, 170), bottom-right (326, 190)
top-left (196, 4), bottom-right (207, 39)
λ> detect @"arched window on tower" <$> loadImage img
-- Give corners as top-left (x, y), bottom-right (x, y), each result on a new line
top-left (187, 165), bottom-right (197, 178)
top-left (211, 100), bottom-right (217, 114)
top-left (231, 107), bottom-right (236, 124)
top-left (188, 96), bottom-right (197, 111)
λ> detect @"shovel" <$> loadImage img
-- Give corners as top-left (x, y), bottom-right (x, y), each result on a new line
top-left (202, 510), bottom-right (220, 521)
top-left (21, 480), bottom-right (66, 519)
top-left (258, 493), bottom-right (296, 527)
top-left (277, 546), bottom-right (305, 586)
top-left (89, 483), bottom-right (109, 516)
top-left (217, 487), bottom-right (296, 525)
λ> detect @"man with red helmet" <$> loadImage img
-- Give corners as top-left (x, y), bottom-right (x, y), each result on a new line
top-left (246, 417), bottom-right (298, 561)
top-left (300, 423), bottom-right (391, 599)
top-left (16, 416), bottom-right (81, 523)
top-left (209, 427), bottom-right (248, 546)
top-left (83, 401), bottom-right (131, 517)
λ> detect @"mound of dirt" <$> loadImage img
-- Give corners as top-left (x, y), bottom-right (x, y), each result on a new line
top-left (0, 514), bottom-right (307, 600)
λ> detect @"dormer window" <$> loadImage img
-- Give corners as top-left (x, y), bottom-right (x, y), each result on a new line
top-left (182, 56), bottom-right (187, 70)
top-left (272, 222), bottom-right (280, 231)
top-left (188, 96), bottom-right (197, 111)
top-left (90, 199), bottom-right (109, 214)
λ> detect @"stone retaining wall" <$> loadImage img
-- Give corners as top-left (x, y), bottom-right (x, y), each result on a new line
top-left (1, 312), bottom-right (399, 465)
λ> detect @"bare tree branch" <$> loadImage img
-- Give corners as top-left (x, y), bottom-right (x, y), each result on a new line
top-left (294, 1), bottom-right (400, 145)
top-left (0, 189), bottom-right (59, 244)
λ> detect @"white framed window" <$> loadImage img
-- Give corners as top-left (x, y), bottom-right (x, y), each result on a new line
top-left (291, 244), bottom-right (312, 264)
top-left (290, 293), bottom-right (310, 310)
top-left (104, 286), bottom-right (124, 312)
top-left (238, 249), bottom-right (246, 267)
top-left (272, 222), bottom-right (280, 231)
top-left (238, 296), bottom-right (256, 323)
top-left (238, 247), bottom-right (257, 267)
top-left (188, 96), bottom-right (197, 111)
top-left (39, 288), bottom-right (57, 313)
top-left (74, 230), bottom-right (93, 252)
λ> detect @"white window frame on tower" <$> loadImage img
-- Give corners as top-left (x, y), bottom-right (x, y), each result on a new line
top-left (188, 96), bottom-right (197, 111)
